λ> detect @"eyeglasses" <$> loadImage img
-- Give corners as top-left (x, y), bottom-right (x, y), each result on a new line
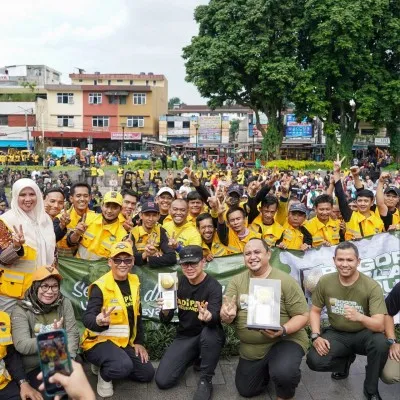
top-left (39, 284), bottom-right (59, 293)
top-left (112, 258), bottom-right (134, 265)
top-left (181, 262), bottom-right (200, 269)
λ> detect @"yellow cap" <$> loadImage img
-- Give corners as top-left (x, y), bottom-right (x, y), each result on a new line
top-left (103, 191), bottom-right (123, 206)
top-left (31, 266), bottom-right (63, 282)
top-left (109, 241), bottom-right (134, 258)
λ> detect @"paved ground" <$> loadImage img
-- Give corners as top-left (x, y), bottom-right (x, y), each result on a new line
top-left (83, 355), bottom-right (399, 400)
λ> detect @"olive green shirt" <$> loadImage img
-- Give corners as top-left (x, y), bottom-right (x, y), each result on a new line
top-left (312, 272), bottom-right (387, 332)
top-left (225, 268), bottom-right (309, 360)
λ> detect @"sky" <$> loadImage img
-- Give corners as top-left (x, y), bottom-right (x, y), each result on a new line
top-left (1, 0), bottom-right (209, 104)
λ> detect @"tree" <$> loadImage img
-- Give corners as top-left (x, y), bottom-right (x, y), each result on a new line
top-left (229, 119), bottom-right (240, 142)
top-left (168, 97), bottom-right (182, 109)
top-left (293, 0), bottom-right (396, 161)
top-left (183, 0), bottom-right (305, 159)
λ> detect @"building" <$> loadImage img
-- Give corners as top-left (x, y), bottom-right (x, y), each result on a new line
top-left (31, 72), bottom-right (168, 151)
top-left (0, 102), bottom-right (36, 149)
top-left (0, 65), bottom-right (61, 88)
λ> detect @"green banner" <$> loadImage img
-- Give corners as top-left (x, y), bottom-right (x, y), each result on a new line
top-left (59, 231), bottom-right (400, 331)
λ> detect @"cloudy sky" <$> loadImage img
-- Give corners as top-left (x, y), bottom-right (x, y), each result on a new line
top-left (2, 0), bottom-right (209, 104)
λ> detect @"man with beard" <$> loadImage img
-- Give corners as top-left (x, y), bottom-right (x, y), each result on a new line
top-left (67, 191), bottom-right (128, 260)
top-left (131, 201), bottom-right (176, 267)
top-left (54, 182), bottom-right (94, 256)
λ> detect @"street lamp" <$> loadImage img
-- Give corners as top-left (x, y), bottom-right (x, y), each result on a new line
top-left (252, 126), bottom-right (258, 162)
top-left (121, 122), bottom-right (126, 161)
top-left (17, 106), bottom-right (33, 151)
top-left (60, 130), bottom-right (64, 158)
top-left (194, 122), bottom-right (199, 163)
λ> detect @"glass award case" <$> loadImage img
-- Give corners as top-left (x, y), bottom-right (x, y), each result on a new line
top-left (158, 272), bottom-right (178, 310)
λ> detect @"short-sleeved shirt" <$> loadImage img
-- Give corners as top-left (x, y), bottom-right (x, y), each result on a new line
top-left (312, 272), bottom-right (387, 332)
top-left (225, 268), bottom-right (309, 361)
top-left (385, 282), bottom-right (400, 316)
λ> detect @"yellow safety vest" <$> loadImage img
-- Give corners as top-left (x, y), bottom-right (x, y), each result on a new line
top-left (131, 224), bottom-right (162, 252)
top-left (345, 211), bottom-right (384, 241)
top-left (304, 217), bottom-right (341, 247)
top-left (56, 208), bottom-right (94, 257)
top-left (0, 312), bottom-right (12, 390)
top-left (0, 221), bottom-right (37, 299)
top-left (281, 225), bottom-right (304, 250)
top-left (77, 214), bottom-right (128, 260)
top-left (90, 167), bottom-right (97, 177)
top-left (250, 215), bottom-right (285, 247)
top-left (201, 233), bottom-right (228, 258)
top-left (226, 229), bottom-right (261, 255)
top-left (81, 271), bottom-right (140, 351)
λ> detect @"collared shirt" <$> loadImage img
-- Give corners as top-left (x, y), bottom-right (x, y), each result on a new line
top-left (304, 217), bottom-right (341, 247)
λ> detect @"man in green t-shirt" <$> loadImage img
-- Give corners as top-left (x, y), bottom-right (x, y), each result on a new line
top-left (306, 241), bottom-right (389, 400)
top-left (221, 238), bottom-right (309, 400)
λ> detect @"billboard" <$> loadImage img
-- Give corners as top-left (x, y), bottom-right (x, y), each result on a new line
top-left (285, 113), bottom-right (313, 138)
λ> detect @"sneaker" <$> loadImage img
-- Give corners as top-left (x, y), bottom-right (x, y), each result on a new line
top-left (363, 388), bottom-right (382, 400)
top-left (91, 364), bottom-right (99, 376)
top-left (97, 374), bottom-right (113, 398)
top-left (193, 379), bottom-right (213, 400)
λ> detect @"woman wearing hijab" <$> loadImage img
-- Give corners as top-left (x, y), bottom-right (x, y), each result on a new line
top-left (0, 178), bottom-right (56, 313)
top-left (11, 265), bottom-right (79, 397)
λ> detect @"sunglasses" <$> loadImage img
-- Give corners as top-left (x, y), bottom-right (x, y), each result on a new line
top-left (112, 258), bottom-right (134, 265)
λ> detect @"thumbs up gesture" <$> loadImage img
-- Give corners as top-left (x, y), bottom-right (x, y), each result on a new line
top-left (196, 301), bottom-right (212, 322)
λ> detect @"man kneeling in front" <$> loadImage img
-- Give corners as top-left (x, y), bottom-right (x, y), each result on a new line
top-left (81, 241), bottom-right (154, 397)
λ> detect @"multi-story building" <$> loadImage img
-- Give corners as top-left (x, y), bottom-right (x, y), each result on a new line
top-left (0, 102), bottom-right (36, 149)
top-left (0, 65), bottom-right (61, 88)
top-left (30, 72), bottom-right (168, 151)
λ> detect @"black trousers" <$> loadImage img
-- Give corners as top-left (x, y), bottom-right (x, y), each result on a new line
top-left (84, 341), bottom-right (155, 383)
top-left (0, 380), bottom-right (20, 400)
top-left (155, 326), bottom-right (225, 389)
top-left (306, 327), bottom-right (389, 395)
top-left (235, 340), bottom-right (304, 399)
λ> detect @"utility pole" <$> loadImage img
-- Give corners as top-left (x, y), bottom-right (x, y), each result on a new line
top-left (18, 106), bottom-right (32, 151)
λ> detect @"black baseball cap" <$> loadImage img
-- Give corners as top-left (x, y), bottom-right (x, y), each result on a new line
top-left (227, 184), bottom-right (243, 196)
top-left (178, 245), bottom-right (203, 264)
top-left (141, 201), bottom-right (160, 213)
top-left (384, 186), bottom-right (400, 196)
top-left (289, 203), bottom-right (307, 214)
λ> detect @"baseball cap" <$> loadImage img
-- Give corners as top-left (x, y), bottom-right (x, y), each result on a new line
top-left (289, 203), bottom-right (307, 214)
top-left (178, 245), bottom-right (204, 264)
top-left (156, 187), bottom-right (175, 198)
top-left (384, 186), bottom-right (400, 196)
top-left (183, 179), bottom-right (190, 184)
top-left (109, 241), bottom-right (134, 258)
top-left (141, 201), bottom-right (160, 213)
top-left (32, 265), bottom-right (62, 282)
top-left (227, 184), bottom-right (243, 196)
top-left (103, 191), bottom-right (123, 206)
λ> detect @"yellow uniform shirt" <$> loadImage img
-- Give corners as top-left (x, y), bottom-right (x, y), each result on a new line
top-left (374, 207), bottom-right (400, 229)
top-left (250, 215), bottom-right (284, 247)
top-left (163, 220), bottom-right (202, 248)
top-left (201, 233), bottom-right (228, 258)
top-left (345, 211), bottom-right (384, 241)
top-left (304, 217), bottom-right (341, 247)
top-left (131, 224), bottom-right (162, 252)
top-left (280, 225), bottom-right (305, 250)
top-left (226, 228), bottom-right (261, 255)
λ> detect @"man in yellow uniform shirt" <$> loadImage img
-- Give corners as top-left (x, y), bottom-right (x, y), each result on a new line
top-left (250, 195), bottom-right (285, 247)
top-left (333, 159), bottom-right (383, 240)
top-left (304, 194), bottom-right (341, 247)
top-left (163, 199), bottom-right (202, 252)
top-left (375, 172), bottom-right (400, 230)
top-left (81, 242), bottom-right (154, 397)
top-left (131, 201), bottom-right (176, 267)
top-left (67, 191), bottom-right (128, 260)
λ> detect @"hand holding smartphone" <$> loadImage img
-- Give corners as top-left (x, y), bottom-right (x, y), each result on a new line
top-left (37, 329), bottom-right (72, 397)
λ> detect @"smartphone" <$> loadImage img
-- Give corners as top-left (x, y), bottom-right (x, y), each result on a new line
top-left (37, 329), bottom-right (72, 397)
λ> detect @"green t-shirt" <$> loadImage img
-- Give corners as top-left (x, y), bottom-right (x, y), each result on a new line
top-left (225, 268), bottom-right (309, 360)
top-left (312, 272), bottom-right (387, 332)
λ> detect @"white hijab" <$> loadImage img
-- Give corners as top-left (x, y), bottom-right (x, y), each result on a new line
top-left (0, 178), bottom-right (55, 265)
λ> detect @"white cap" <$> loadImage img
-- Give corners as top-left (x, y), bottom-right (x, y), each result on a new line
top-left (156, 187), bottom-right (175, 197)
top-left (183, 179), bottom-right (190, 184)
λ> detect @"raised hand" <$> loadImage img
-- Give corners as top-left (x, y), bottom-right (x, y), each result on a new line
top-left (349, 165), bottom-right (361, 176)
top-left (59, 210), bottom-right (71, 230)
top-left (207, 196), bottom-right (218, 210)
top-left (12, 224), bottom-right (25, 249)
top-left (190, 170), bottom-right (200, 187)
top-left (220, 294), bottom-right (237, 322)
top-left (75, 214), bottom-right (88, 236)
top-left (196, 301), bottom-right (212, 322)
top-left (379, 171), bottom-right (391, 183)
top-left (168, 232), bottom-right (178, 249)
top-left (95, 306), bottom-right (116, 327)
top-left (333, 153), bottom-right (346, 173)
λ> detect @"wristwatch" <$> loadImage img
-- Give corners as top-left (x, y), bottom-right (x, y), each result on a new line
top-left (311, 333), bottom-right (320, 342)
top-left (387, 338), bottom-right (397, 345)
top-left (18, 379), bottom-right (28, 386)
top-left (281, 325), bottom-right (287, 337)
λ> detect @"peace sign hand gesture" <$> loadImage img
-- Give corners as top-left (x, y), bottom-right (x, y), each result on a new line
top-left (196, 301), bottom-right (212, 322)
top-left (53, 317), bottom-right (64, 330)
top-left (168, 232), bottom-right (178, 249)
top-left (220, 294), bottom-right (237, 323)
top-left (12, 224), bottom-right (25, 249)
top-left (333, 153), bottom-right (346, 173)
top-left (95, 306), bottom-right (116, 327)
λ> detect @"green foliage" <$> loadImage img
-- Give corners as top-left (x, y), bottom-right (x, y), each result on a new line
top-left (264, 160), bottom-right (333, 171)
top-left (0, 93), bottom-right (37, 102)
top-left (168, 97), bottom-right (182, 109)
top-left (229, 119), bottom-right (240, 142)
top-left (126, 159), bottom-right (184, 171)
top-left (183, 0), bottom-right (305, 154)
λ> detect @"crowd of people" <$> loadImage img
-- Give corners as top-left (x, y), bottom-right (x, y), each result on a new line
top-left (0, 153), bottom-right (399, 400)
